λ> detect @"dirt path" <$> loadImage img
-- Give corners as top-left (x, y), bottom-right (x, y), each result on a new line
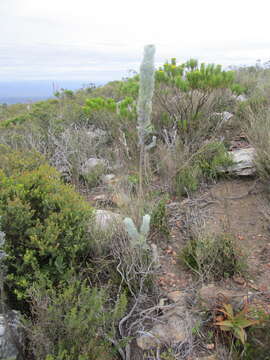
top-left (158, 178), bottom-right (270, 297)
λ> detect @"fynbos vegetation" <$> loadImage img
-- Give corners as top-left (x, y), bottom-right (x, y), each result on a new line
top-left (1, 47), bottom-right (270, 359)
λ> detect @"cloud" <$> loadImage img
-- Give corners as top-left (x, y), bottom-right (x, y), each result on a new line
top-left (1, 0), bottom-right (270, 81)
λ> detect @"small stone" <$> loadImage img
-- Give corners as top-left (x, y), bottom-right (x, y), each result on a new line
top-left (102, 174), bottom-right (116, 184)
top-left (93, 194), bottom-right (107, 202)
top-left (233, 275), bottom-right (246, 286)
top-left (93, 210), bottom-right (123, 232)
top-left (167, 291), bottom-right (186, 304)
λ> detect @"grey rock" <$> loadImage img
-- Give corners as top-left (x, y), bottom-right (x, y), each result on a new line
top-left (81, 158), bottom-right (107, 176)
top-left (86, 128), bottom-right (108, 143)
top-left (0, 311), bottom-right (22, 360)
top-left (198, 284), bottom-right (244, 311)
top-left (228, 147), bottom-right (256, 176)
top-left (212, 111), bottom-right (234, 123)
top-left (236, 94), bottom-right (247, 102)
top-left (136, 305), bottom-right (195, 350)
top-left (101, 174), bottom-right (116, 184)
top-left (167, 291), bottom-right (186, 304)
top-left (94, 210), bottom-right (123, 232)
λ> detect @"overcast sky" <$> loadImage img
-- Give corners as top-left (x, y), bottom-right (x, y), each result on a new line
top-left (1, 0), bottom-right (270, 82)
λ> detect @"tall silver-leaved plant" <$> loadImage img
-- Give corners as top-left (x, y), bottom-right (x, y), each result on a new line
top-left (137, 44), bottom-right (156, 146)
top-left (137, 45), bottom-right (156, 196)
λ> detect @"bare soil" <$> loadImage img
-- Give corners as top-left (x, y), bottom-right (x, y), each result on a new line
top-left (158, 178), bottom-right (270, 301)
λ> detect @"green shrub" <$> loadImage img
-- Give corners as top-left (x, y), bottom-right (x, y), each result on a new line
top-left (0, 145), bottom-right (46, 176)
top-left (175, 165), bottom-right (200, 195)
top-left (150, 199), bottom-right (170, 238)
top-left (246, 106), bottom-right (270, 184)
top-left (0, 163), bottom-right (93, 307)
top-left (27, 274), bottom-right (127, 360)
top-left (82, 164), bottom-right (105, 189)
top-left (196, 141), bottom-right (233, 180)
top-left (180, 233), bottom-right (246, 281)
top-left (155, 58), bottom-right (239, 135)
top-left (243, 316), bottom-right (270, 359)
top-left (0, 114), bottom-right (29, 128)
top-left (174, 141), bottom-right (232, 195)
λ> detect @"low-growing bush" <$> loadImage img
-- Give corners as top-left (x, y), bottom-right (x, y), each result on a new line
top-left (0, 161), bottom-right (93, 308)
top-left (0, 145), bottom-right (46, 176)
top-left (150, 198), bottom-right (170, 238)
top-left (27, 274), bottom-right (127, 360)
top-left (243, 315), bottom-right (270, 359)
top-left (246, 106), bottom-right (270, 184)
top-left (174, 141), bottom-right (233, 195)
top-left (180, 232), bottom-right (246, 281)
top-left (82, 164), bottom-right (105, 189)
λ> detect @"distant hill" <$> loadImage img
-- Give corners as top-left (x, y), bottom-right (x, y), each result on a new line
top-left (0, 96), bottom-right (51, 104)
top-left (0, 80), bottom-right (104, 104)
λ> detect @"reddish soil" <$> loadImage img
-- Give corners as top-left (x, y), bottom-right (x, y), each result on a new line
top-left (158, 179), bottom-right (270, 304)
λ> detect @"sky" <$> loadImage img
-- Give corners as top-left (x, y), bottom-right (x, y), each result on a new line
top-left (1, 0), bottom-right (270, 83)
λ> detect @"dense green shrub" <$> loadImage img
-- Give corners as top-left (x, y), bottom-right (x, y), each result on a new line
top-left (0, 145), bottom-right (46, 176)
top-left (27, 274), bottom-right (127, 360)
top-left (0, 162), bottom-right (93, 306)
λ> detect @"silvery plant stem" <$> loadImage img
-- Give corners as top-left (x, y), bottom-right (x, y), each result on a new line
top-left (137, 45), bottom-right (156, 197)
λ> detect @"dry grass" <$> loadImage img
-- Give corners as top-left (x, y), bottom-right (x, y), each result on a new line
top-left (246, 106), bottom-right (270, 184)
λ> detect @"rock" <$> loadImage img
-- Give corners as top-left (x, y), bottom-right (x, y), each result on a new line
top-left (212, 111), bottom-right (234, 123)
top-left (81, 158), bottom-right (107, 176)
top-left (228, 147), bottom-right (256, 176)
top-left (198, 284), bottom-right (243, 311)
top-left (101, 174), bottom-right (116, 184)
top-left (93, 194), bottom-right (107, 202)
top-left (236, 94), bottom-right (247, 102)
top-left (94, 210), bottom-right (123, 232)
top-left (136, 305), bottom-right (195, 350)
top-left (86, 127), bottom-right (108, 143)
top-left (194, 355), bottom-right (217, 360)
top-left (0, 311), bottom-right (22, 360)
top-left (167, 291), bottom-right (186, 304)
top-left (150, 243), bottom-right (160, 269)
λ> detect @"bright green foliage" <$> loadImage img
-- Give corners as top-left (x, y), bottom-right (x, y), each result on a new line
top-left (118, 96), bottom-right (136, 120)
top-left (156, 59), bottom-right (235, 92)
top-left (83, 97), bottom-right (117, 113)
top-left (119, 75), bottom-right (140, 99)
top-left (155, 58), bottom-right (240, 133)
top-left (0, 114), bottom-right (29, 128)
top-left (83, 96), bottom-right (136, 121)
top-left (28, 275), bottom-right (127, 360)
top-left (0, 160), bottom-right (93, 306)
